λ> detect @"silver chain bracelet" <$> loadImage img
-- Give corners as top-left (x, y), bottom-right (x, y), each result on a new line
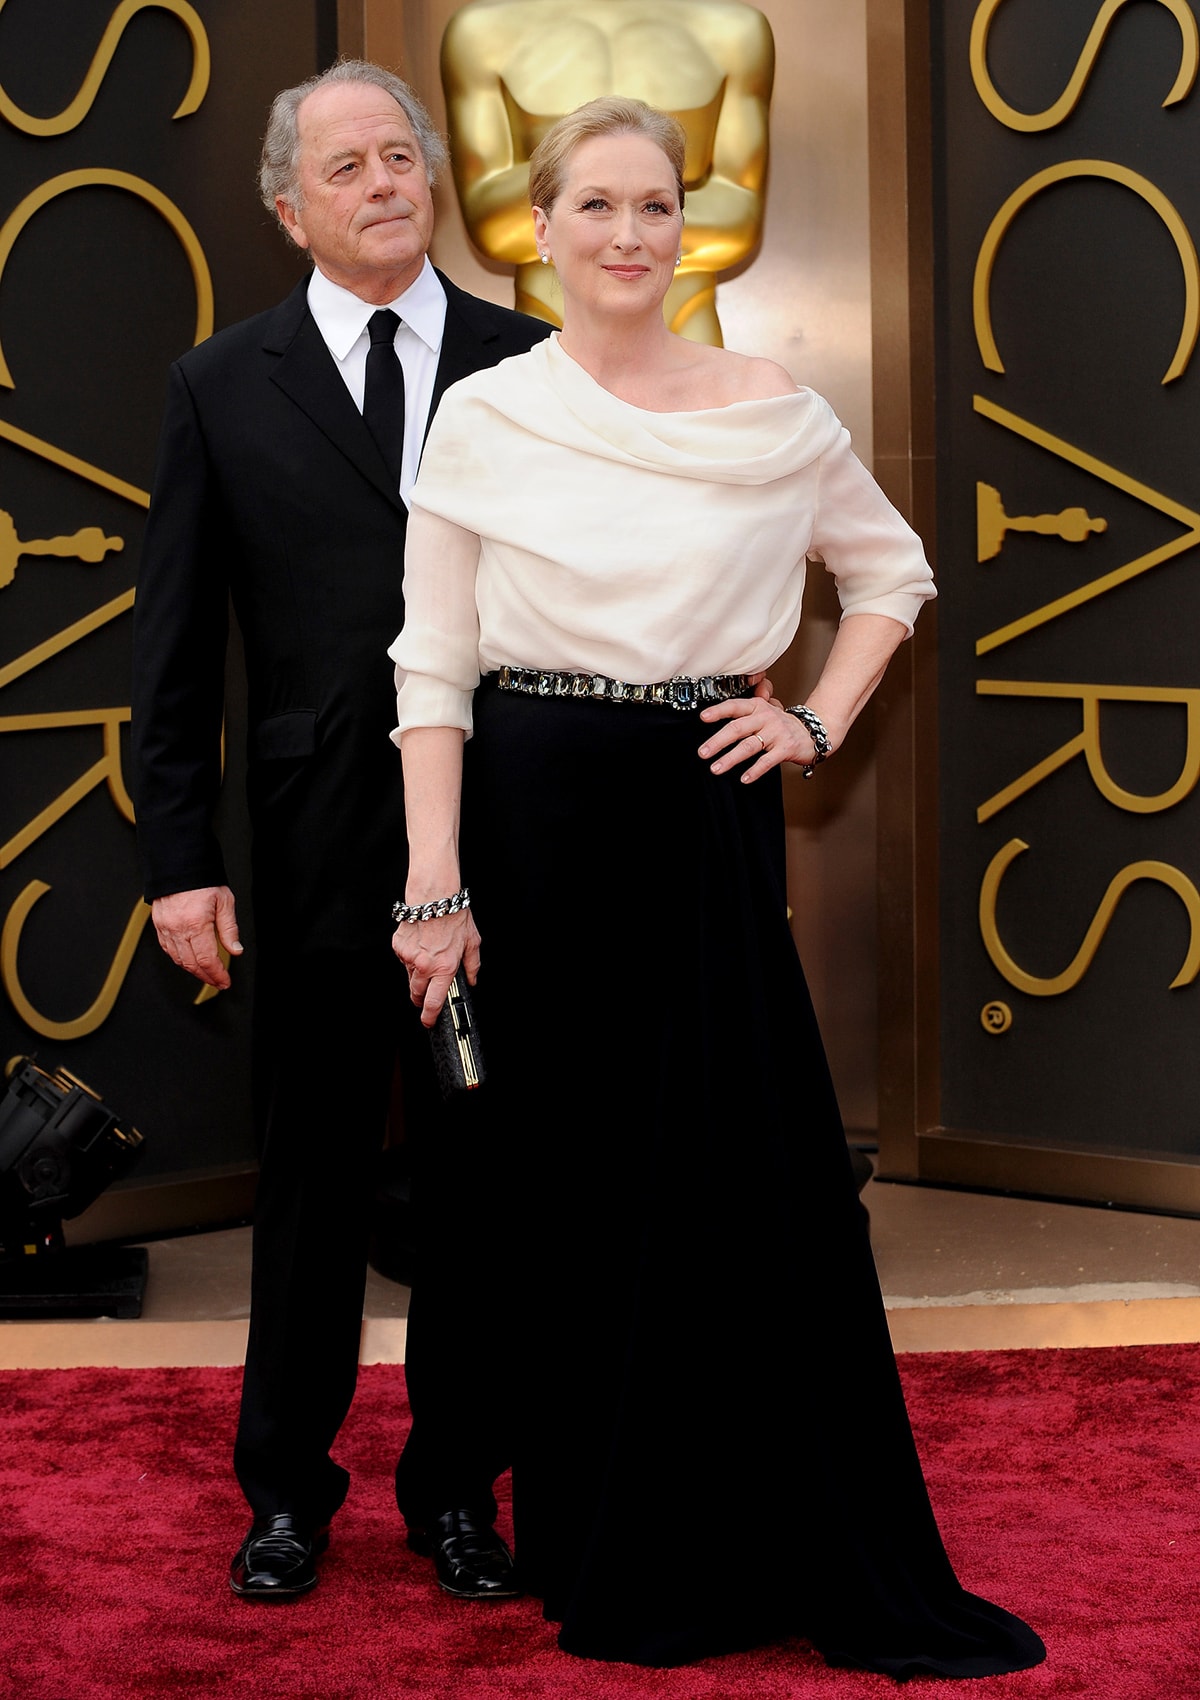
top-left (391, 887), bottom-right (471, 924)
top-left (785, 704), bottom-right (832, 779)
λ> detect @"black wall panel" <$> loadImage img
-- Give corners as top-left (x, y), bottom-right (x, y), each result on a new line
top-left (0, 2), bottom-right (331, 1188)
top-left (934, 0), bottom-right (1200, 1165)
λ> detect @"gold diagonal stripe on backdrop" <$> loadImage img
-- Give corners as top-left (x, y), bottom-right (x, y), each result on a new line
top-left (0, 416), bottom-right (149, 507)
top-left (973, 395), bottom-right (1200, 655)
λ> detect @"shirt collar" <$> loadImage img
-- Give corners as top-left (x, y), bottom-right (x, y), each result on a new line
top-left (306, 257), bottom-right (446, 361)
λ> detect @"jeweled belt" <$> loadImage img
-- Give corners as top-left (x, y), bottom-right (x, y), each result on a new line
top-left (494, 664), bottom-right (753, 712)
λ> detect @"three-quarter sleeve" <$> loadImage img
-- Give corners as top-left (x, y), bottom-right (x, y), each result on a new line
top-left (389, 506), bottom-right (484, 740)
top-left (810, 429), bottom-right (936, 633)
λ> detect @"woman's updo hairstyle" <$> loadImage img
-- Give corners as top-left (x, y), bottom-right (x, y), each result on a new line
top-left (528, 97), bottom-right (687, 214)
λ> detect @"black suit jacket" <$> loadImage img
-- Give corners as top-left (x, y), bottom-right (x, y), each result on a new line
top-left (131, 271), bottom-right (550, 953)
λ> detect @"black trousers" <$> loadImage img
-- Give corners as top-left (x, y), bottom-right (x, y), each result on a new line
top-left (232, 940), bottom-right (504, 1529)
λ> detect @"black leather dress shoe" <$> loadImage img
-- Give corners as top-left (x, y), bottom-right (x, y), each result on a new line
top-left (230, 1514), bottom-right (329, 1599)
top-left (407, 1509), bottom-right (520, 1599)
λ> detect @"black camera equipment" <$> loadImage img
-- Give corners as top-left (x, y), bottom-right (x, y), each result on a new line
top-left (0, 1057), bottom-right (147, 1317)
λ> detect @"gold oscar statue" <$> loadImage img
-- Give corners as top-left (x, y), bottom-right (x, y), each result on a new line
top-left (0, 509), bottom-right (123, 590)
top-left (441, 0), bottom-right (774, 345)
top-left (976, 483), bottom-right (1107, 563)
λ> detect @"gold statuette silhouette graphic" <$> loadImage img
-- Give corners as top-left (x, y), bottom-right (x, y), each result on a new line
top-left (441, 0), bottom-right (774, 345)
top-left (976, 482), bottom-right (1106, 563)
top-left (0, 509), bottom-right (123, 589)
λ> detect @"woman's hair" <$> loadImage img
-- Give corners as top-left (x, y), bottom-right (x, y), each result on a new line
top-left (259, 58), bottom-right (448, 221)
top-left (528, 97), bottom-right (686, 214)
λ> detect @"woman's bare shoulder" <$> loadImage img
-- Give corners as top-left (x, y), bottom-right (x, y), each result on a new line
top-left (689, 345), bottom-right (798, 404)
top-left (726, 351), bottom-right (799, 401)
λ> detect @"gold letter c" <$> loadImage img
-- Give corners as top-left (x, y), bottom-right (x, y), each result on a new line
top-left (0, 170), bottom-right (213, 389)
top-left (973, 160), bottom-right (1200, 385)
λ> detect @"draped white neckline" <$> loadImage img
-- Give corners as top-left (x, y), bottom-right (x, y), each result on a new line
top-left (445, 332), bottom-right (845, 487)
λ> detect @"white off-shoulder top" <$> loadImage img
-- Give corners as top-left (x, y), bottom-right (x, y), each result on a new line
top-left (390, 335), bottom-right (934, 737)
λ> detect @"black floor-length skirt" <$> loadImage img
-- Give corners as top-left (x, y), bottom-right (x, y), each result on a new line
top-left (457, 677), bottom-right (1044, 1678)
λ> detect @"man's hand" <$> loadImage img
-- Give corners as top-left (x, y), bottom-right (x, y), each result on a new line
top-left (151, 885), bottom-right (243, 989)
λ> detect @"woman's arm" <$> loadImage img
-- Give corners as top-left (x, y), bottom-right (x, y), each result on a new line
top-left (802, 609), bottom-right (907, 746)
top-left (699, 429), bottom-right (933, 780)
top-left (697, 611), bottom-right (908, 780)
top-left (392, 725), bottom-right (481, 1027)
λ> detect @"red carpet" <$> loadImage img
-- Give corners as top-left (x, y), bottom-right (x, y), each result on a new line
top-left (0, 1346), bottom-right (1196, 1699)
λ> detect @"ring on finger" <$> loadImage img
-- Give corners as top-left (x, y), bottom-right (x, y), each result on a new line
top-left (754, 732), bottom-right (767, 751)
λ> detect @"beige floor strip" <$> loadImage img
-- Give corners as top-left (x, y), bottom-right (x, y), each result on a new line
top-left (360, 1317), bottom-right (408, 1363)
top-left (0, 1317), bottom-right (415, 1371)
top-left (888, 1295), bottom-right (1200, 1353)
top-left (3, 1300), bottom-right (1199, 1370)
top-left (0, 1319), bottom-right (251, 1370)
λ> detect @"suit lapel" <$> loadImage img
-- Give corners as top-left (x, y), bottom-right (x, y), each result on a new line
top-left (264, 278), bottom-right (405, 512)
top-left (427, 272), bottom-right (501, 444)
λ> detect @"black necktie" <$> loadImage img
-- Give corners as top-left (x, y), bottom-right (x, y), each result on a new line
top-left (363, 308), bottom-right (405, 488)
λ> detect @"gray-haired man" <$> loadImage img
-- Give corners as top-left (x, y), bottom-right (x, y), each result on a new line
top-left (132, 61), bottom-right (549, 1601)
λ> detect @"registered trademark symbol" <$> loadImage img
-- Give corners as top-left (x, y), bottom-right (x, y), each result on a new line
top-left (980, 1000), bottom-right (1012, 1034)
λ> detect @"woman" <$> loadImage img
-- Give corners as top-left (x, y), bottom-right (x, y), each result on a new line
top-left (390, 98), bottom-right (1044, 1679)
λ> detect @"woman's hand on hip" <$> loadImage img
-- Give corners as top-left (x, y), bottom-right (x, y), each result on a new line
top-left (697, 693), bottom-right (836, 783)
top-left (392, 910), bottom-right (481, 1028)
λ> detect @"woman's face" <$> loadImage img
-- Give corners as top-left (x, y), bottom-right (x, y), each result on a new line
top-left (532, 132), bottom-right (683, 324)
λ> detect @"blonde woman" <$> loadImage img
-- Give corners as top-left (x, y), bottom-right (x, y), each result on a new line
top-left (390, 97), bottom-right (1043, 1680)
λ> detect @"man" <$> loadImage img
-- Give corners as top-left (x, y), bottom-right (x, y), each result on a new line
top-left (131, 60), bottom-right (549, 1602)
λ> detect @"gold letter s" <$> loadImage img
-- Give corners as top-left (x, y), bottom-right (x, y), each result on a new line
top-left (1, 882), bottom-right (152, 1040)
top-left (979, 837), bottom-right (1200, 995)
top-left (970, 0), bottom-right (1198, 133)
top-left (0, 0), bottom-right (209, 136)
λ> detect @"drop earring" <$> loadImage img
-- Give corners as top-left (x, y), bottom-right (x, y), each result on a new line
top-left (540, 251), bottom-right (550, 265)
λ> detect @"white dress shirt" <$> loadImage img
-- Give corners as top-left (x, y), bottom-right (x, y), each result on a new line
top-left (306, 258), bottom-right (447, 503)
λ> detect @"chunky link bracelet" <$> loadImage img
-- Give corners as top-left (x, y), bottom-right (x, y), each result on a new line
top-left (785, 704), bottom-right (833, 779)
top-left (391, 887), bottom-right (471, 925)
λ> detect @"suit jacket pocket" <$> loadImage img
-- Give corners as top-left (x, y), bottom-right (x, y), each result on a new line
top-left (250, 709), bottom-right (317, 761)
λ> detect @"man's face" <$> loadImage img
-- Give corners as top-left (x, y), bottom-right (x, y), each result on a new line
top-left (278, 81), bottom-right (436, 303)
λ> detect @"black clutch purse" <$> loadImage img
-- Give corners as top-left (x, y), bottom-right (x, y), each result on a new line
top-left (429, 973), bottom-right (486, 1099)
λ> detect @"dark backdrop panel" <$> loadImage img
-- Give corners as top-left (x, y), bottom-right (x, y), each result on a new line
top-left (933, 0), bottom-right (1200, 1165)
top-left (0, 2), bottom-right (332, 1189)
